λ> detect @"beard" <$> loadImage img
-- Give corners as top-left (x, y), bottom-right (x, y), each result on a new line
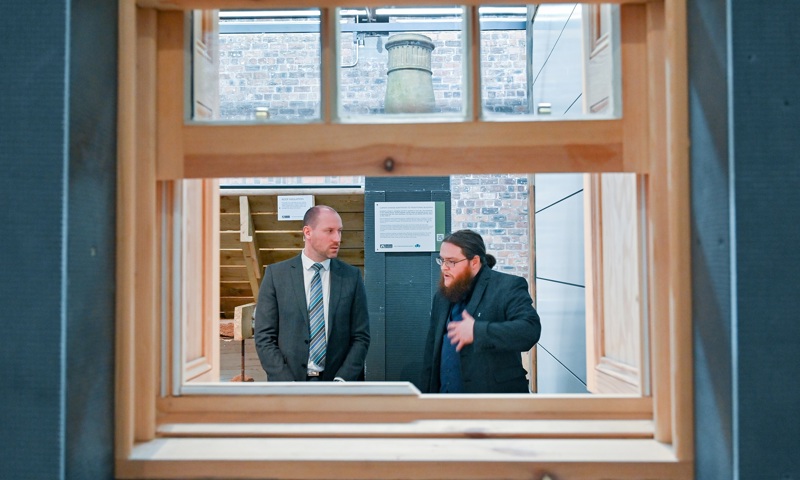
top-left (438, 268), bottom-right (476, 303)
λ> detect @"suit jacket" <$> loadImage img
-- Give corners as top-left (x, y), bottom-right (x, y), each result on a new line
top-left (254, 255), bottom-right (370, 381)
top-left (421, 267), bottom-right (541, 393)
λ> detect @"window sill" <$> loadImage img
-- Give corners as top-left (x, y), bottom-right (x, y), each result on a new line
top-left (119, 437), bottom-right (689, 479)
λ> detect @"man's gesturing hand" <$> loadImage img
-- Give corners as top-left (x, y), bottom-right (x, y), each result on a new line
top-left (447, 310), bottom-right (475, 352)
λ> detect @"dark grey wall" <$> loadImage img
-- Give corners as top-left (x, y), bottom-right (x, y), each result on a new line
top-left (0, 1), bottom-right (117, 479)
top-left (729, 0), bottom-right (800, 477)
top-left (691, 0), bottom-right (800, 478)
top-left (364, 177), bottom-right (450, 388)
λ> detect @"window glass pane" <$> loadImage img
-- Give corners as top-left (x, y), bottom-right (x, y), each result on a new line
top-left (479, 6), bottom-right (529, 116)
top-left (213, 9), bottom-right (322, 123)
top-left (336, 6), bottom-right (467, 121)
top-left (480, 4), bottom-right (621, 120)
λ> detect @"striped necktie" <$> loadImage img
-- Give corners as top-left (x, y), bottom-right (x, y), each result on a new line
top-left (308, 263), bottom-right (326, 368)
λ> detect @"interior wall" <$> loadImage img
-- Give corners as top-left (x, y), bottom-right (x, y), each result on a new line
top-left (528, 7), bottom-right (589, 394)
top-left (727, 0), bottom-right (800, 477)
top-left (533, 174), bottom-right (587, 393)
top-left (688, 0), bottom-right (734, 476)
top-left (0, 2), bottom-right (71, 477)
top-left (65, 0), bottom-right (118, 476)
top-left (364, 177), bottom-right (450, 387)
top-left (690, 0), bottom-right (800, 478)
top-left (0, 0), bottom-right (117, 479)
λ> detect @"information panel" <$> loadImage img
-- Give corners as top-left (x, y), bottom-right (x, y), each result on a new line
top-left (375, 201), bottom-right (445, 252)
top-left (277, 195), bottom-right (314, 221)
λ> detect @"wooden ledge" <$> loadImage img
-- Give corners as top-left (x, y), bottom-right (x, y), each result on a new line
top-left (119, 437), bottom-right (689, 479)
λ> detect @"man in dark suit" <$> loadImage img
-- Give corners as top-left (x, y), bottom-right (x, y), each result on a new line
top-left (421, 229), bottom-right (541, 393)
top-left (254, 205), bottom-right (370, 382)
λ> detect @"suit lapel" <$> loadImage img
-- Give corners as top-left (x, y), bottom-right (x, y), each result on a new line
top-left (289, 256), bottom-right (309, 323)
top-left (465, 267), bottom-right (490, 316)
top-left (431, 295), bottom-right (450, 362)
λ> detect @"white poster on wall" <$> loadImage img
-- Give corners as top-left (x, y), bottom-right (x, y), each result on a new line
top-left (277, 195), bottom-right (314, 221)
top-left (375, 202), bottom-right (438, 252)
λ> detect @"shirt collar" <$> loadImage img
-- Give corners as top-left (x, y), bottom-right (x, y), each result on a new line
top-left (301, 252), bottom-right (331, 271)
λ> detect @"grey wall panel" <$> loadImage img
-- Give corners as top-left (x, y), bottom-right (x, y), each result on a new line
top-left (1, 2), bottom-right (70, 479)
top-left (65, 0), bottom-right (118, 478)
top-left (363, 190), bottom-right (387, 380)
top-left (535, 344), bottom-right (588, 394)
top-left (729, 1), bottom-right (800, 478)
top-left (535, 279), bottom-right (586, 386)
top-left (688, 0), bottom-right (734, 477)
top-left (534, 173), bottom-right (584, 211)
top-left (364, 177), bottom-right (450, 386)
top-left (0, 1), bottom-right (117, 479)
top-left (385, 254), bottom-right (435, 387)
top-left (534, 190), bottom-right (585, 286)
top-left (689, 1), bottom-right (800, 478)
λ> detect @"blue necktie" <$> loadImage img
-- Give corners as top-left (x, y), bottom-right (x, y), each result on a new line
top-left (308, 263), bottom-right (326, 368)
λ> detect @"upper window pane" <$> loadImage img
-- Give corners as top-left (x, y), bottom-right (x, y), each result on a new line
top-left (336, 6), bottom-right (468, 121)
top-left (197, 4), bottom-right (620, 124)
top-left (214, 9), bottom-right (322, 122)
top-left (480, 4), bottom-right (621, 120)
top-left (479, 6), bottom-right (529, 116)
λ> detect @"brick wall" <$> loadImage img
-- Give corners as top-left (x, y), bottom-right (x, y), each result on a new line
top-left (218, 28), bottom-right (531, 280)
top-left (450, 174), bottom-right (530, 278)
top-left (219, 28), bottom-right (529, 119)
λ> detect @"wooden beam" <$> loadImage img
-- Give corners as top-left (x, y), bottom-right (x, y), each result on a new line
top-left (621, 4), bottom-right (650, 173)
top-left (116, 0), bottom-right (138, 460)
top-left (526, 173), bottom-right (537, 394)
top-left (239, 196), bottom-right (263, 298)
top-left (663, 0), bottom-right (692, 462)
top-left (182, 121), bottom-right (625, 179)
top-left (645, 0), bottom-right (673, 446)
top-left (134, 5), bottom-right (160, 443)
top-left (157, 394), bottom-right (653, 422)
top-left (156, 10), bottom-right (185, 179)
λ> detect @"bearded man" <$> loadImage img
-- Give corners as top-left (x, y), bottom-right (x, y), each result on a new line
top-left (421, 229), bottom-right (541, 393)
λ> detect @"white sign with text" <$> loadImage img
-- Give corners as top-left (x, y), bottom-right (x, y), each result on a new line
top-left (375, 202), bottom-right (437, 252)
top-left (277, 195), bottom-right (314, 221)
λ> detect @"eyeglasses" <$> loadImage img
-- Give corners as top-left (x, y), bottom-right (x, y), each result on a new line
top-left (436, 257), bottom-right (468, 268)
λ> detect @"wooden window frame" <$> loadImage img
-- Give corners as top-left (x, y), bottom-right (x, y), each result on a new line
top-left (116, 0), bottom-right (692, 478)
